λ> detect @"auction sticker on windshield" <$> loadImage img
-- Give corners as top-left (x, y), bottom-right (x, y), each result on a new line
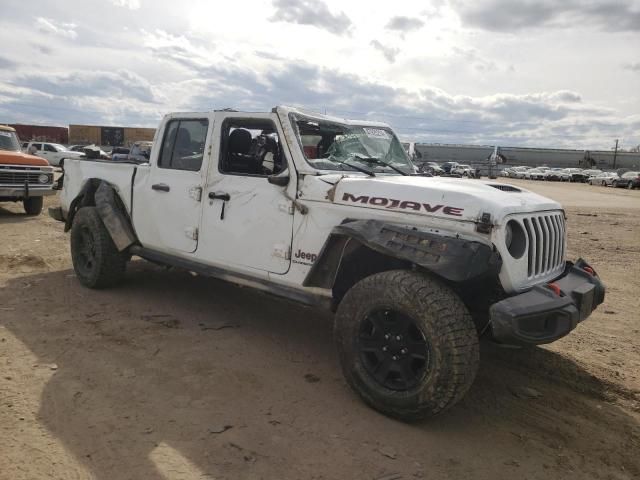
top-left (363, 128), bottom-right (390, 138)
top-left (0, 132), bottom-right (12, 137)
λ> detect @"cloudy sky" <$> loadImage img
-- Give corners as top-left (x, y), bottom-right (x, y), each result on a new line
top-left (0, 0), bottom-right (638, 149)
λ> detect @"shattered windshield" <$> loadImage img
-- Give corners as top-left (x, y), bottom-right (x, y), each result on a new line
top-left (0, 130), bottom-right (21, 152)
top-left (294, 116), bottom-right (413, 175)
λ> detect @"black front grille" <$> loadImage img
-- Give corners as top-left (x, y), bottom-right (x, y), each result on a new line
top-left (0, 171), bottom-right (48, 185)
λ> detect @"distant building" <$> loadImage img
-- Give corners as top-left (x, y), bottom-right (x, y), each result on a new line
top-left (69, 125), bottom-right (155, 147)
top-left (9, 124), bottom-right (68, 144)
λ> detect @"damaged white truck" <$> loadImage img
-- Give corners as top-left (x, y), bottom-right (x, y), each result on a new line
top-left (49, 106), bottom-right (605, 420)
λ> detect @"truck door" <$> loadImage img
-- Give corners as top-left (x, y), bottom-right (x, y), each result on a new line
top-left (132, 115), bottom-right (212, 254)
top-left (40, 143), bottom-right (58, 165)
top-left (197, 113), bottom-right (295, 275)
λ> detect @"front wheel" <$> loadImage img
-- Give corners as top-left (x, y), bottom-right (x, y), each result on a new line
top-left (70, 207), bottom-right (127, 288)
top-left (334, 270), bottom-right (479, 421)
top-left (23, 196), bottom-right (43, 215)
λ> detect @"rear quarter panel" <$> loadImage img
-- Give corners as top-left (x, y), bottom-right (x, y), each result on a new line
top-left (61, 159), bottom-right (137, 214)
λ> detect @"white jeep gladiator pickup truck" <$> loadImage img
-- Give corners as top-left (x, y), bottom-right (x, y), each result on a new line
top-left (49, 106), bottom-right (605, 420)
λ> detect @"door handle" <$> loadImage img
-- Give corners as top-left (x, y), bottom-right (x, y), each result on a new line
top-left (208, 192), bottom-right (230, 220)
top-left (208, 192), bottom-right (230, 201)
top-left (152, 183), bottom-right (170, 192)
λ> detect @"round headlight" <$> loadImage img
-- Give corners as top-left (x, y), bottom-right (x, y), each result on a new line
top-left (505, 220), bottom-right (526, 259)
top-left (504, 222), bottom-right (513, 248)
top-left (38, 173), bottom-right (49, 184)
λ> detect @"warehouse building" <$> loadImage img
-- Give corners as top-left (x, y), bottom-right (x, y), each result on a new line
top-left (68, 125), bottom-right (155, 147)
top-left (9, 124), bottom-right (68, 144)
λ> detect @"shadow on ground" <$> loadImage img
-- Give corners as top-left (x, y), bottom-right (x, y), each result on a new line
top-left (2, 262), bottom-right (639, 479)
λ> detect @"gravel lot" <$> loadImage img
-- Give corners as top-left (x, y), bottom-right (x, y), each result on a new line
top-left (1, 179), bottom-right (639, 480)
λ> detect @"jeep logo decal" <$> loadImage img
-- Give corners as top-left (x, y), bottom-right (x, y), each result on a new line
top-left (342, 193), bottom-right (464, 216)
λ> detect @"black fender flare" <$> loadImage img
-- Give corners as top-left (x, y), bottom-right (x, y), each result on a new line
top-left (303, 219), bottom-right (502, 289)
top-left (64, 179), bottom-right (138, 252)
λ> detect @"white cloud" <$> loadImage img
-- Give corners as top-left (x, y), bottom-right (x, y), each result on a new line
top-left (35, 17), bottom-right (77, 39)
top-left (111, 0), bottom-right (141, 10)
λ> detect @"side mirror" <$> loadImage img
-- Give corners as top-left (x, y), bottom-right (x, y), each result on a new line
top-left (268, 174), bottom-right (289, 187)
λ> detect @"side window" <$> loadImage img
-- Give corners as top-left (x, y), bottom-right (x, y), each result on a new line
top-left (44, 144), bottom-right (56, 152)
top-left (158, 119), bottom-right (208, 172)
top-left (220, 119), bottom-right (286, 176)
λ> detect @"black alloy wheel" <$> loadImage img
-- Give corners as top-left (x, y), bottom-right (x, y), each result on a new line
top-left (75, 226), bottom-right (97, 277)
top-left (358, 309), bottom-right (430, 391)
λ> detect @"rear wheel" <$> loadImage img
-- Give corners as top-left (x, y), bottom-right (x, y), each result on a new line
top-left (70, 207), bottom-right (127, 288)
top-left (601, 180), bottom-right (606, 186)
top-left (628, 182), bottom-right (633, 190)
top-left (23, 196), bottom-right (43, 215)
top-left (334, 270), bottom-right (479, 421)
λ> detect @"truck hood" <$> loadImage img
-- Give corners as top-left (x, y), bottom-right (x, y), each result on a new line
top-left (322, 174), bottom-right (561, 223)
top-left (0, 150), bottom-right (50, 166)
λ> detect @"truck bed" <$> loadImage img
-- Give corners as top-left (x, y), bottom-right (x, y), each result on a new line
top-left (60, 158), bottom-right (141, 215)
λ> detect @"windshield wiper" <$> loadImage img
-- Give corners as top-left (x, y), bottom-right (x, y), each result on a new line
top-left (352, 155), bottom-right (409, 176)
top-left (328, 156), bottom-right (376, 177)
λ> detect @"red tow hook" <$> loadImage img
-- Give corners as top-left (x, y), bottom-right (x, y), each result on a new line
top-left (583, 266), bottom-right (595, 276)
top-left (547, 282), bottom-right (562, 296)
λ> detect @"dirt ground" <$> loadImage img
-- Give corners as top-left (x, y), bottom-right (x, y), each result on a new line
top-left (1, 179), bottom-right (639, 480)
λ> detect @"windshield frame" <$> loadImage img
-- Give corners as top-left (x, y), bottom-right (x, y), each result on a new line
top-left (290, 112), bottom-right (414, 175)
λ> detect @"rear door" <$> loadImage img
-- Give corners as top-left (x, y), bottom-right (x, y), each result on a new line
top-left (133, 114), bottom-right (213, 254)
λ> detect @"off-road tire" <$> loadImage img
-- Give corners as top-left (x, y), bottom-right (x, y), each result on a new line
top-left (70, 207), bottom-right (127, 288)
top-left (334, 270), bottom-right (479, 421)
top-left (23, 197), bottom-right (43, 215)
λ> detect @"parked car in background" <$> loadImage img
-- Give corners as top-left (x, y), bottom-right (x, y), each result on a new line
top-left (582, 169), bottom-right (602, 179)
top-left (0, 125), bottom-right (55, 215)
top-left (511, 166), bottom-right (531, 179)
top-left (69, 144), bottom-right (110, 159)
top-left (524, 168), bottom-right (546, 180)
top-left (417, 161), bottom-right (444, 175)
top-left (587, 171), bottom-right (618, 186)
top-left (612, 171), bottom-right (640, 189)
top-left (544, 168), bottom-right (570, 181)
top-left (26, 141), bottom-right (84, 167)
top-left (451, 164), bottom-right (475, 177)
top-left (111, 141), bottom-right (152, 163)
top-left (628, 173), bottom-right (640, 189)
top-left (564, 168), bottom-right (588, 183)
top-left (441, 161), bottom-right (459, 174)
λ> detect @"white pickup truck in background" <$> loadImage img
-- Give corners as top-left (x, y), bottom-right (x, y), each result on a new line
top-left (49, 106), bottom-right (605, 420)
top-left (25, 141), bottom-right (84, 167)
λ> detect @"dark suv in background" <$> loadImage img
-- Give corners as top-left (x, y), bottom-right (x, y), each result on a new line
top-left (613, 171), bottom-right (640, 189)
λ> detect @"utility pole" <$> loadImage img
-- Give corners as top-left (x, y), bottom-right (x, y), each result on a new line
top-left (613, 139), bottom-right (619, 169)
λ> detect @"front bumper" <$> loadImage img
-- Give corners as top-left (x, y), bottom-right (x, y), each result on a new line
top-left (490, 259), bottom-right (605, 345)
top-left (0, 186), bottom-right (55, 198)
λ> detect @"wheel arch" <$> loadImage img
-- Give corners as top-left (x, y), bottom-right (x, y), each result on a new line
top-left (303, 220), bottom-right (502, 308)
top-left (64, 179), bottom-right (138, 251)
